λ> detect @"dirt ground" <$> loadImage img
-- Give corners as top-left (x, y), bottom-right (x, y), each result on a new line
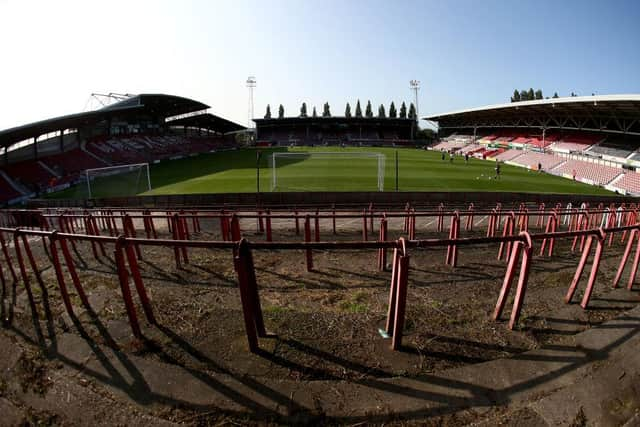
top-left (1, 209), bottom-right (639, 425)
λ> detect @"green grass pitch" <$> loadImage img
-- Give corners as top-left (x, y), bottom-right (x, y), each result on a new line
top-left (47, 147), bottom-right (615, 199)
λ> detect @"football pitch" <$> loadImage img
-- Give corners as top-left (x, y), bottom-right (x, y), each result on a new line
top-left (47, 147), bottom-right (615, 199)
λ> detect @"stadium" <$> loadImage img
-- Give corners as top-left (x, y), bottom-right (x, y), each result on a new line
top-left (2, 88), bottom-right (640, 425)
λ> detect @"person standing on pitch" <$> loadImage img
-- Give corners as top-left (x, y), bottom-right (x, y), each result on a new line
top-left (495, 161), bottom-right (501, 179)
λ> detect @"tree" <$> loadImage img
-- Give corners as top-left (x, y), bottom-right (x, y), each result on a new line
top-left (552, 92), bottom-right (559, 98)
top-left (365, 100), bottom-right (373, 118)
top-left (300, 102), bottom-right (308, 117)
top-left (378, 104), bottom-right (386, 118)
top-left (511, 89), bottom-right (521, 102)
top-left (415, 128), bottom-right (436, 140)
top-left (408, 103), bottom-right (417, 120)
top-left (355, 100), bottom-right (362, 117)
top-left (322, 102), bottom-right (331, 117)
top-left (534, 89), bottom-right (543, 100)
top-left (312, 106), bottom-right (317, 118)
top-left (278, 104), bottom-right (284, 119)
top-left (264, 104), bottom-right (271, 119)
top-left (527, 88), bottom-right (535, 101)
top-left (389, 102), bottom-right (397, 118)
top-left (399, 102), bottom-right (407, 119)
top-left (345, 102), bottom-right (352, 118)
top-left (520, 90), bottom-right (528, 101)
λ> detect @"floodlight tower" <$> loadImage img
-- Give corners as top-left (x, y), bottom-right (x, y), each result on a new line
top-left (409, 80), bottom-right (420, 121)
top-left (246, 76), bottom-right (256, 129)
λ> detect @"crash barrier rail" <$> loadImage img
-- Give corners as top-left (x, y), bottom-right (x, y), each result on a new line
top-left (2, 202), bottom-right (637, 248)
top-left (1, 220), bottom-right (639, 353)
top-left (3, 202), bottom-right (637, 272)
top-left (4, 202), bottom-right (639, 274)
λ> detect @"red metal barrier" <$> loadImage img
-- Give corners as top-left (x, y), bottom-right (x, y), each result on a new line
top-left (123, 214), bottom-right (142, 260)
top-left (445, 211), bottom-right (460, 267)
top-left (403, 203), bottom-right (410, 233)
top-left (332, 204), bottom-right (337, 235)
top-left (362, 209), bottom-right (368, 241)
top-left (142, 210), bottom-right (158, 239)
top-left (58, 215), bottom-right (80, 255)
top-left (606, 209), bottom-right (618, 247)
top-left (83, 215), bottom-right (100, 260)
top-left (124, 241), bottom-right (156, 325)
top-left (47, 231), bottom-right (89, 315)
top-left (539, 213), bottom-right (558, 257)
top-left (487, 209), bottom-right (497, 237)
top-left (192, 211), bottom-right (201, 233)
top-left (314, 209), bottom-right (320, 242)
top-left (1, 208), bottom-right (638, 352)
top-left (49, 233), bottom-right (75, 316)
top-left (571, 212), bottom-right (589, 252)
top-left (498, 212), bottom-right (516, 261)
top-left (230, 214), bottom-right (241, 241)
top-left (257, 209), bottom-right (264, 234)
top-left (493, 232), bottom-right (532, 329)
top-left (613, 228), bottom-right (640, 291)
top-left (0, 230), bottom-right (18, 283)
top-left (518, 209), bottom-right (529, 233)
top-left (437, 203), bottom-right (444, 232)
top-left (620, 210), bottom-right (638, 243)
top-left (233, 239), bottom-right (268, 353)
top-left (304, 215), bottom-right (313, 271)
top-left (536, 203), bottom-right (545, 229)
top-left (12, 231), bottom-right (38, 316)
top-left (565, 229), bottom-right (605, 308)
top-left (377, 216), bottom-right (388, 271)
top-left (171, 214), bottom-right (189, 268)
top-left (385, 238), bottom-right (410, 350)
top-left (465, 203), bottom-right (474, 231)
top-left (114, 237), bottom-right (142, 339)
top-left (265, 210), bottom-right (273, 242)
top-left (221, 213), bottom-right (232, 241)
top-left (408, 208), bottom-right (416, 240)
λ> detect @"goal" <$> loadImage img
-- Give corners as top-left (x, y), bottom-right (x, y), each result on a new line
top-left (270, 152), bottom-right (385, 192)
top-left (85, 163), bottom-right (151, 198)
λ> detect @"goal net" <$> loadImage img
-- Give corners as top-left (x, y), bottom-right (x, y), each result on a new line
top-left (270, 152), bottom-right (385, 192)
top-left (85, 163), bottom-right (151, 198)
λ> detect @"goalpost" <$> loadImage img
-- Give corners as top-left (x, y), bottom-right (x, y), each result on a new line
top-left (85, 163), bottom-right (151, 198)
top-left (270, 152), bottom-right (385, 192)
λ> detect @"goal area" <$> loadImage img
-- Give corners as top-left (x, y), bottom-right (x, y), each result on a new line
top-left (270, 152), bottom-right (385, 192)
top-left (85, 163), bottom-right (151, 198)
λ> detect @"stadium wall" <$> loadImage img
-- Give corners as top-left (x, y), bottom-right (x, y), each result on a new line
top-left (28, 191), bottom-right (629, 209)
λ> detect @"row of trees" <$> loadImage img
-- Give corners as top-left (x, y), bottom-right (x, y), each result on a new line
top-left (264, 100), bottom-right (417, 120)
top-left (511, 89), bottom-right (585, 102)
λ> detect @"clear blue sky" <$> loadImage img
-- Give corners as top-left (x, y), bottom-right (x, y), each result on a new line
top-left (1, 0), bottom-right (639, 131)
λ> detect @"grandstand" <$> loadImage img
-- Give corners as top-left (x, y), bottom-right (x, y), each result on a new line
top-left (254, 116), bottom-right (415, 146)
top-left (509, 151), bottom-right (564, 170)
top-left (0, 94), bottom-right (244, 204)
top-left (426, 95), bottom-right (640, 194)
